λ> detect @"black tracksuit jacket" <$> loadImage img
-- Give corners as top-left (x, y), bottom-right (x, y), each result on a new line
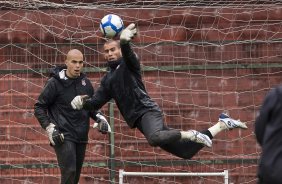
top-left (84, 42), bottom-right (161, 128)
top-left (34, 67), bottom-right (97, 143)
top-left (255, 85), bottom-right (282, 183)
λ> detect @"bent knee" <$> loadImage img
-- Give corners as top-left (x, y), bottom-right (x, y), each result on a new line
top-left (147, 132), bottom-right (163, 147)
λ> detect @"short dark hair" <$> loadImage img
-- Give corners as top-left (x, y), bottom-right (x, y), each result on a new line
top-left (104, 39), bottom-right (120, 48)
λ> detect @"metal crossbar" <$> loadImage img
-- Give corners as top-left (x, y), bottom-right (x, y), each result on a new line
top-left (119, 169), bottom-right (229, 184)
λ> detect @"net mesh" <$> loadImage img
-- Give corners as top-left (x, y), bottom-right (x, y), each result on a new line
top-left (1, 1), bottom-right (282, 183)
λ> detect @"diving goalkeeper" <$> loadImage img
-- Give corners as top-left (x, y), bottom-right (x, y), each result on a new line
top-left (71, 24), bottom-right (247, 159)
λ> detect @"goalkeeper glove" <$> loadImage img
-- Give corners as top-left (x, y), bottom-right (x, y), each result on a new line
top-left (93, 113), bottom-right (112, 134)
top-left (120, 23), bottom-right (137, 44)
top-left (71, 95), bottom-right (89, 110)
top-left (46, 123), bottom-right (64, 146)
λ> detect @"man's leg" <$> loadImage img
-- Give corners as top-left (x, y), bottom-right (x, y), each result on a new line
top-left (136, 111), bottom-right (181, 147)
top-left (136, 111), bottom-right (247, 159)
top-left (54, 140), bottom-right (77, 184)
top-left (74, 143), bottom-right (87, 184)
top-left (136, 111), bottom-right (212, 159)
top-left (160, 129), bottom-right (213, 159)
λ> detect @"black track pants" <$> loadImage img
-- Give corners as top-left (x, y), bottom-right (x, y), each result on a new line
top-left (54, 140), bottom-right (87, 184)
top-left (136, 111), bottom-right (213, 159)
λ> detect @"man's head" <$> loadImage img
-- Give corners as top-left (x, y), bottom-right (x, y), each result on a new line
top-left (103, 40), bottom-right (122, 62)
top-left (65, 49), bottom-right (84, 78)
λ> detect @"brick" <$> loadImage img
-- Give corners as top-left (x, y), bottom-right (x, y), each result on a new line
top-left (0, 125), bottom-right (45, 141)
top-left (0, 7), bottom-right (280, 44)
top-left (1, 93), bottom-right (37, 109)
top-left (0, 77), bottom-right (44, 93)
top-left (1, 6), bottom-right (279, 183)
top-left (0, 42), bottom-right (281, 66)
top-left (0, 110), bottom-right (37, 125)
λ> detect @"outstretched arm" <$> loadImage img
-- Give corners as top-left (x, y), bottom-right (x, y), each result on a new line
top-left (120, 23), bottom-right (140, 71)
top-left (83, 84), bottom-right (111, 110)
top-left (71, 78), bottom-right (111, 111)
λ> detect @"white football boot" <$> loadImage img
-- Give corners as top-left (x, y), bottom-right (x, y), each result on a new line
top-left (188, 130), bottom-right (212, 147)
top-left (219, 113), bottom-right (248, 130)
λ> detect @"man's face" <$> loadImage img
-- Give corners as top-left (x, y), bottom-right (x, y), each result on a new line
top-left (65, 51), bottom-right (83, 78)
top-left (103, 41), bottom-right (122, 62)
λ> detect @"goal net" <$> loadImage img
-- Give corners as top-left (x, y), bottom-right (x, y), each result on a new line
top-left (1, 1), bottom-right (281, 183)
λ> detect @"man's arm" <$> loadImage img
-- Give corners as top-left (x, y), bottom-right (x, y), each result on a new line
top-left (121, 42), bottom-right (140, 71)
top-left (83, 84), bottom-right (111, 110)
top-left (71, 77), bottom-right (111, 111)
top-left (34, 79), bottom-right (57, 129)
top-left (120, 23), bottom-right (140, 71)
top-left (255, 88), bottom-right (277, 145)
top-left (34, 79), bottom-right (64, 146)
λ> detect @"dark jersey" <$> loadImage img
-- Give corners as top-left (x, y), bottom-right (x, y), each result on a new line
top-left (85, 43), bottom-right (161, 128)
top-left (255, 85), bottom-right (282, 183)
top-left (34, 66), bottom-right (97, 143)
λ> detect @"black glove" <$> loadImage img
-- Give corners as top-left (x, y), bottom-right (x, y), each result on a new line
top-left (93, 113), bottom-right (111, 134)
top-left (46, 123), bottom-right (64, 146)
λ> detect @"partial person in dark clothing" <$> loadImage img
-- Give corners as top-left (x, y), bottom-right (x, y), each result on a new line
top-left (71, 24), bottom-right (247, 159)
top-left (255, 86), bottom-right (282, 184)
top-left (34, 49), bottom-right (111, 184)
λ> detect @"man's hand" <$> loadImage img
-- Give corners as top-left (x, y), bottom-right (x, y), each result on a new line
top-left (120, 23), bottom-right (137, 44)
top-left (71, 95), bottom-right (89, 110)
top-left (46, 123), bottom-right (64, 146)
top-left (93, 113), bottom-right (112, 134)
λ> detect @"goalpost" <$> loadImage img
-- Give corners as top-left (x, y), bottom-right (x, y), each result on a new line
top-left (119, 170), bottom-right (229, 184)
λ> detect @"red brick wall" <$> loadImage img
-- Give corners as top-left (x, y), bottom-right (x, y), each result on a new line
top-left (1, 6), bottom-right (282, 184)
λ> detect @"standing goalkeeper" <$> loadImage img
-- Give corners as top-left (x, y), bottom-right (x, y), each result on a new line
top-left (71, 24), bottom-right (247, 159)
top-left (34, 49), bottom-right (111, 184)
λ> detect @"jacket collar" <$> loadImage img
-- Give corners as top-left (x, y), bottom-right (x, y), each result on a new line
top-left (50, 65), bottom-right (85, 87)
top-left (107, 58), bottom-right (122, 70)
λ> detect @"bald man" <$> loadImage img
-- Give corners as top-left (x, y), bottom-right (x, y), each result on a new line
top-left (34, 49), bottom-right (110, 184)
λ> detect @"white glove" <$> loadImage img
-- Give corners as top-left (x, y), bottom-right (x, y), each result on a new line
top-left (120, 23), bottom-right (137, 44)
top-left (46, 123), bottom-right (64, 146)
top-left (93, 113), bottom-right (112, 134)
top-left (71, 95), bottom-right (89, 110)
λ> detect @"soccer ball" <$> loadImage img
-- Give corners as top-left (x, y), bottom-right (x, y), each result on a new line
top-left (100, 14), bottom-right (124, 38)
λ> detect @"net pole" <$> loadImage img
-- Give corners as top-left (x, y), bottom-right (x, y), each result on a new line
top-left (119, 169), bottom-right (124, 184)
top-left (224, 170), bottom-right (229, 184)
top-left (108, 101), bottom-right (115, 184)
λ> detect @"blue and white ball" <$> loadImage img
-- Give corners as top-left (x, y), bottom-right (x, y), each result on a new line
top-left (100, 14), bottom-right (124, 38)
